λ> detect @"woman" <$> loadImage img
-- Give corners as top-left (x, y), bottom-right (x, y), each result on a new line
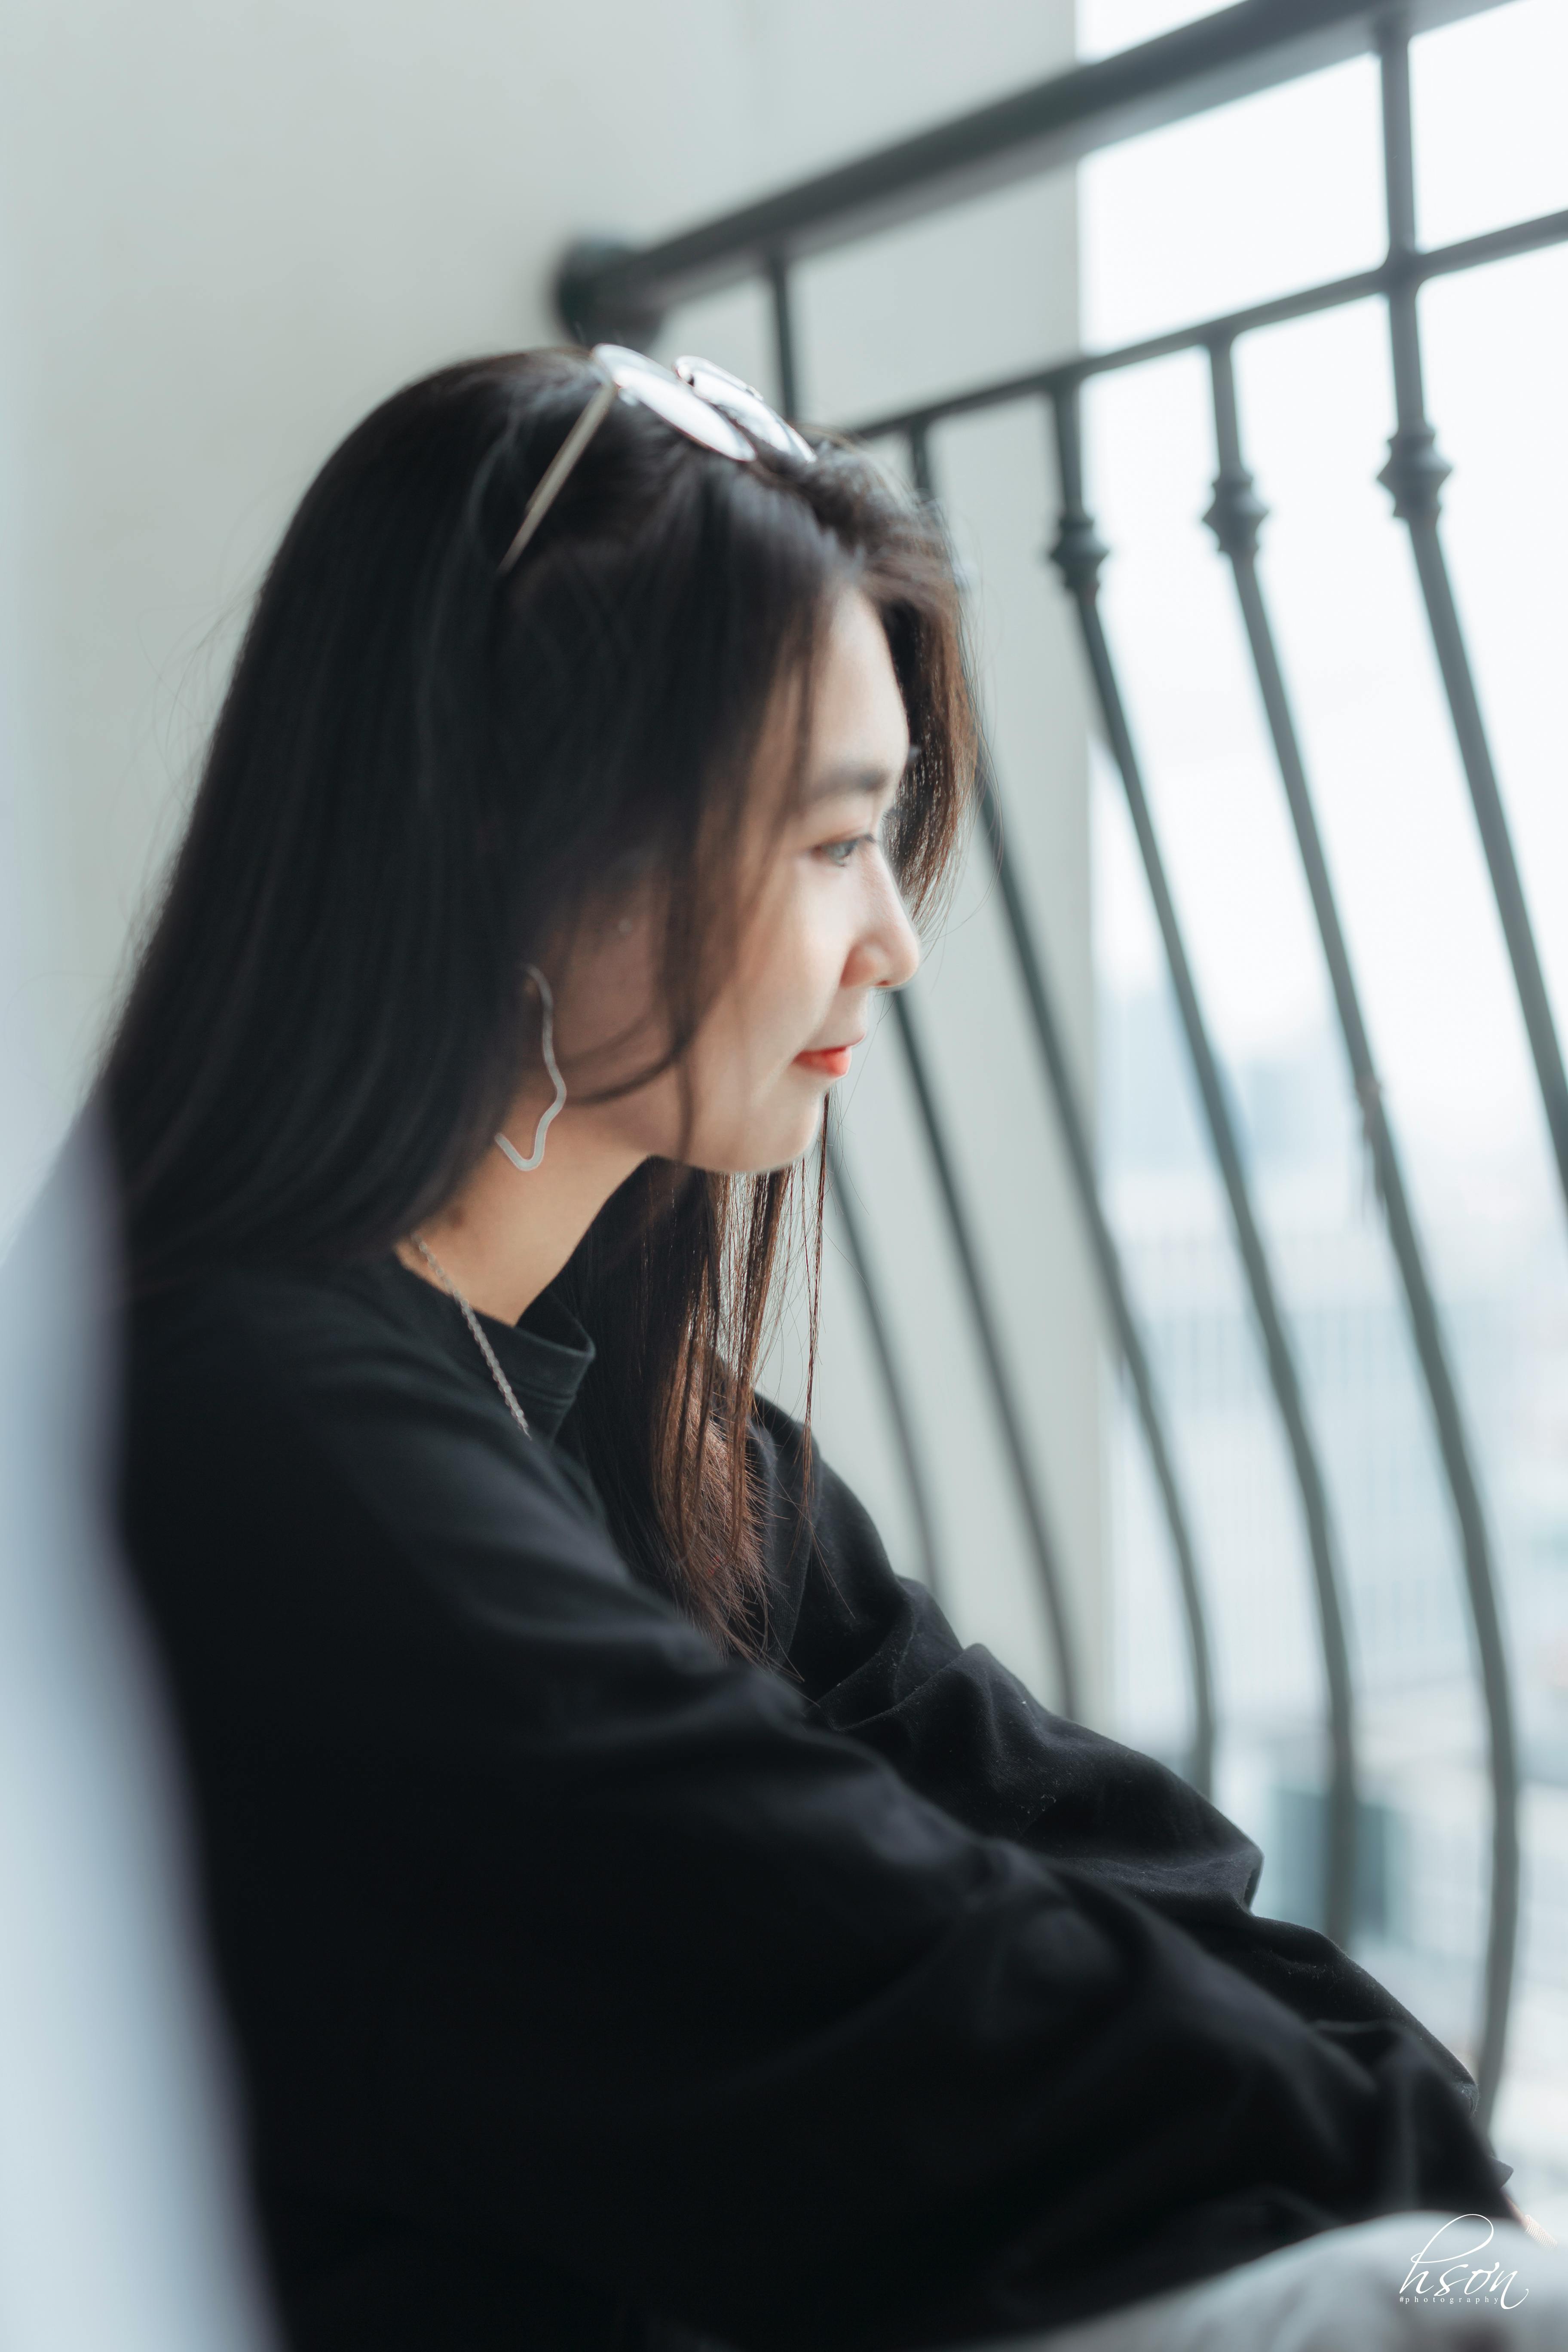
top-left (106, 346), bottom-right (1516, 2350)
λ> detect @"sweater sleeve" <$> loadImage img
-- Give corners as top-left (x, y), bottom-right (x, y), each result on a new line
top-left (122, 1290), bottom-right (1508, 2352)
top-left (757, 1399), bottom-right (1486, 2117)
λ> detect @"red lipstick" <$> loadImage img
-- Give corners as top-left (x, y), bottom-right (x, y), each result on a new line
top-left (794, 1043), bottom-right (856, 1079)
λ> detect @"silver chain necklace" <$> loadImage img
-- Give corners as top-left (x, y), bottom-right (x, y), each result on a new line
top-left (411, 1234), bottom-right (532, 1440)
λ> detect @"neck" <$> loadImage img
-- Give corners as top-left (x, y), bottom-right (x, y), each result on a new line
top-left (397, 1109), bottom-right (644, 1324)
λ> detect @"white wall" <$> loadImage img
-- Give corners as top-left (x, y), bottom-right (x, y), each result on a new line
top-left (0, 0), bottom-right (1102, 1716)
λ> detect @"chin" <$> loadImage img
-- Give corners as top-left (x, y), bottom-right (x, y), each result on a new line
top-left (695, 1114), bottom-right (824, 1178)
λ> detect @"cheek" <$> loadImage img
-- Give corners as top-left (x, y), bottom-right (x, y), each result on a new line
top-left (693, 973), bottom-right (805, 1103)
top-left (737, 871), bottom-right (846, 1036)
top-left (676, 887), bottom-right (841, 1152)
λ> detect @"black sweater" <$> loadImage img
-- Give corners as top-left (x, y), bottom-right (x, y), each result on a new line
top-left (116, 1253), bottom-right (1508, 2352)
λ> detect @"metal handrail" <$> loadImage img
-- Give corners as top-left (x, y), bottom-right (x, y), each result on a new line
top-left (556, 0), bottom-right (1510, 340)
top-left (841, 204), bottom-right (1568, 443)
top-left (841, 46), bottom-right (1550, 2092)
top-left (554, 0), bottom-right (1555, 2122)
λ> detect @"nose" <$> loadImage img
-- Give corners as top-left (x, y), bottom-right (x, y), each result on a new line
top-left (843, 859), bottom-right (920, 994)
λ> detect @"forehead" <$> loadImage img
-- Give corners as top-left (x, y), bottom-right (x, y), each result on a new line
top-left (740, 590), bottom-right (910, 841)
top-left (806, 591), bottom-right (910, 781)
top-left (802, 753), bottom-right (911, 809)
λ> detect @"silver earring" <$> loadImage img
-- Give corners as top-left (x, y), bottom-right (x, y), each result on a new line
top-left (495, 963), bottom-right (567, 1173)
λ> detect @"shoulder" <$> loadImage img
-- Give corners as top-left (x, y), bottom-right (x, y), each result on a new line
top-left (122, 1260), bottom-right (623, 1599)
top-left (749, 1390), bottom-right (874, 1547)
top-left (129, 1257), bottom-right (450, 1394)
top-left (126, 1259), bottom-right (484, 1474)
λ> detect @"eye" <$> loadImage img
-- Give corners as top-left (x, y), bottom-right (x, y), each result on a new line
top-left (816, 833), bottom-right (871, 869)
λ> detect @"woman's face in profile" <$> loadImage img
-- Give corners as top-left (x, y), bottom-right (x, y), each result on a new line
top-left (542, 587), bottom-right (920, 1178)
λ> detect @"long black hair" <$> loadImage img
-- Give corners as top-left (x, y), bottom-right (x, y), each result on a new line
top-left (100, 349), bottom-right (973, 1650)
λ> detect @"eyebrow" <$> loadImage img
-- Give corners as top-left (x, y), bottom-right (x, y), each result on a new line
top-left (802, 754), bottom-right (911, 807)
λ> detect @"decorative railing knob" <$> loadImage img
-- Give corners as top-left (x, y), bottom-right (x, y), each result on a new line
top-left (1203, 463), bottom-right (1268, 560)
top-left (1378, 422), bottom-right (1452, 523)
top-left (1048, 501), bottom-right (1109, 600)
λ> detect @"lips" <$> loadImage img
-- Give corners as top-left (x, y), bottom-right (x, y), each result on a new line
top-left (794, 1040), bottom-right (860, 1079)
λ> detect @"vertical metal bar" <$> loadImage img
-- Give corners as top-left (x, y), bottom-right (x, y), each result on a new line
top-left (767, 253), bottom-right (801, 420)
top-left (981, 765), bottom-right (1217, 1794)
top-left (1207, 335), bottom-right (1518, 2118)
top-left (824, 1130), bottom-right (948, 1610)
top-left (906, 422), bottom-right (935, 501)
top-left (1377, 24), bottom-right (1568, 1216)
top-left (1049, 380), bottom-right (1356, 1947)
top-left (909, 426), bottom-right (1215, 1794)
top-left (890, 989), bottom-right (1080, 1718)
top-left (1378, 34), bottom-right (1525, 2120)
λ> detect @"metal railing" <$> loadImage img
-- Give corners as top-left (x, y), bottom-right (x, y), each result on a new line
top-left (557, 0), bottom-right (1564, 2125)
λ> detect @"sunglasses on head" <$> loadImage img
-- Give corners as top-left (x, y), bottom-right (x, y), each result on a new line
top-left (498, 345), bottom-right (817, 577)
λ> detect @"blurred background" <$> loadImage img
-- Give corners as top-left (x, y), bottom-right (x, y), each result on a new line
top-left (2, 0), bottom-right (1565, 2338)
